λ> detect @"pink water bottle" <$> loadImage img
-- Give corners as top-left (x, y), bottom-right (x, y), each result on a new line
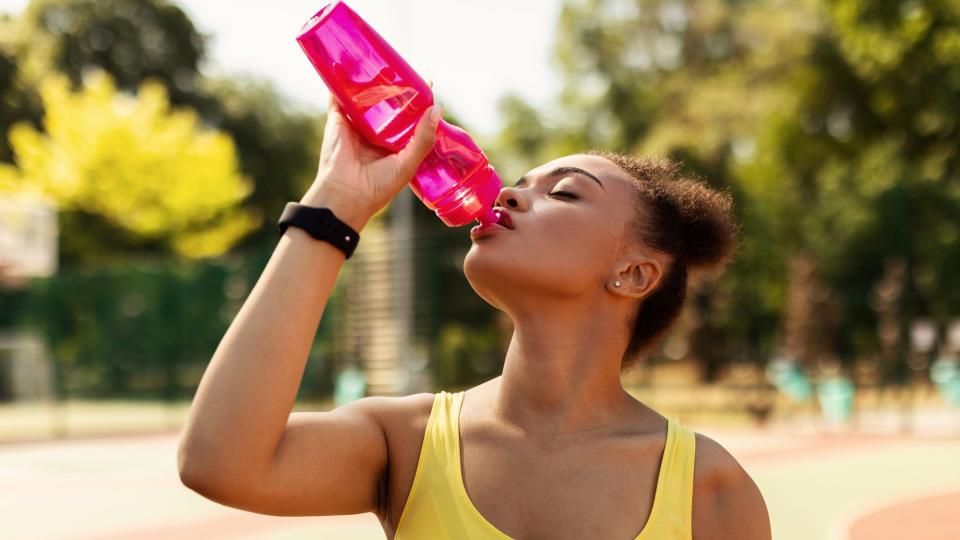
top-left (296, 0), bottom-right (501, 227)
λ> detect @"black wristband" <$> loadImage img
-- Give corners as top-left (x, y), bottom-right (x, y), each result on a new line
top-left (277, 202), bottom-right (360, 259)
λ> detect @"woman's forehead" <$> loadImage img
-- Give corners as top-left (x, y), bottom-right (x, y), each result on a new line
top-left (530, 154), bottom-right (631, 188)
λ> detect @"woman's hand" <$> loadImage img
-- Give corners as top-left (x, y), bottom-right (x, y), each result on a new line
top-left (300, 93), bottom-right (442, 231)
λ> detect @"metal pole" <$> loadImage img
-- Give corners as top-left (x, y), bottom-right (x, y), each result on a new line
top-left (392, 187), bottom-right (416, 394)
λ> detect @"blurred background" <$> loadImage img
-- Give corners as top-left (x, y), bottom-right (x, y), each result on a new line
top-left (1, 0), bottom-right (959, 539)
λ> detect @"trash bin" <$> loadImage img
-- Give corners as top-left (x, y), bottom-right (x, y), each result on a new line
top-left (766, 357), bottom-right (813, 403)
top-left (817, 375), bottom-right (855, 423)
top-left (931, 357), bottom-right (960, 407)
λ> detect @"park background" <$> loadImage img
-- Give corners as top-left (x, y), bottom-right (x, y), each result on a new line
top-left (0, 0), bottom-right (959, 539)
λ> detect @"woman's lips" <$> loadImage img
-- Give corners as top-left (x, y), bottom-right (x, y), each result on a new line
top-left (495, 209), bottom-right (514, 230)
top-left (469, 208), bottom-right (515, 240)
top-left (470, 220), bottom-right (508, 239)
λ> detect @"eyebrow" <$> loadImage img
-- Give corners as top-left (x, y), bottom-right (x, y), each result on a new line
top-left (515, 166), bottom-right (605, 190)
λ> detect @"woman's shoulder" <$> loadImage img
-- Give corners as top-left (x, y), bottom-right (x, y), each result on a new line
top-left (365, 392), bottom-right (437, 434)
top-left (690, 431), bottom-right (772, 539)
top-left (372, 379), bottom-right (496, 437)
top-left (689, 431), bottom-right (751, 489)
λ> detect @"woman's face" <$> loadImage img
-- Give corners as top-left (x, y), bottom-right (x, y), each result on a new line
top-left (464, 154), bottom-right (641, 311)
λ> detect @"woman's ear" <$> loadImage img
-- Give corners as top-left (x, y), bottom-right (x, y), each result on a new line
top-left (607, 252), bottom-right (666, 299)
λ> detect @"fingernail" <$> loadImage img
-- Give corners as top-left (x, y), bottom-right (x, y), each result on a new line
top-left (430, 104), bottom-right (442, 123)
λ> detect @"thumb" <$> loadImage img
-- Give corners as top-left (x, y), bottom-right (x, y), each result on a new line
top-left (395, 103), bottom-right (442, 183)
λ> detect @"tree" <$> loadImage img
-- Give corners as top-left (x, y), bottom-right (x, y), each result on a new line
top-left (2, 0), bottom-right (327, 261)
top-left (1, 69), bottom-right (259, 260)
top-left (0, 15), bottom-right (43, 165)
top-left (496, 0), bottom-right (960, 377)
top-left (10, 0), bottom-right (207, 110)
top-left (191, 75), bottom-right (324, 249)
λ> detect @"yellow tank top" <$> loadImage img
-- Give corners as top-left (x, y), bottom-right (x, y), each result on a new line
top-left (394, 390), bottom-right (696, 539)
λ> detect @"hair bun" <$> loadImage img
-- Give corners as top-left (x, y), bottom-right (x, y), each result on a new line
top-left (671, 180), bottom-right (739, 272)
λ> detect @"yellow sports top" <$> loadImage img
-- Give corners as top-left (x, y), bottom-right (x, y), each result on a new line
top-left (394, 390), bottom-right (697, 539)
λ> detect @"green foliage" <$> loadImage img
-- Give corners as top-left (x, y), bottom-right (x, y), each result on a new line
top-left (1, 0), bottom-right (325, 262)
top-left (11, 0), bottom-right (206, 108)
top-left (2, 0), bottom-right (209, 166)
top-left (0, 41), bottom-right (42, 165)
top-left (494, 0), bottom-right (960, 373)
top-left (192, 75), bottom-right (325, 249)
top-left (7, 245), bottom-right (343, 400)
top-left (431, 323), bottom-right (506, 389)
top-left (2, 69), bottom-right (260, 259)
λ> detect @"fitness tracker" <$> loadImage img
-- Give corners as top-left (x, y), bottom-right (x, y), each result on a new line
top-left (277, 202), bottom-right (360, 259)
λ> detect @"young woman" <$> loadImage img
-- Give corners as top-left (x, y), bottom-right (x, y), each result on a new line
top-left (178, 96), bottom-right (772, 540)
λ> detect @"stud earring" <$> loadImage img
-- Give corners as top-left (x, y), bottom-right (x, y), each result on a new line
top-left (614, 280), bottom-right (622, 287)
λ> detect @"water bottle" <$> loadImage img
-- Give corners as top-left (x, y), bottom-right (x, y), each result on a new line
top-left (296, 0), bottom-right (501, 227)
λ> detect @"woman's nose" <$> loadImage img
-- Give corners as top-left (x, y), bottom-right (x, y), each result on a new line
top-left (495, 185), bottom-right (524, 210)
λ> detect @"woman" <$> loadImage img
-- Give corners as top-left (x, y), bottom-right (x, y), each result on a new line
top-left (177, 96), bottom-right (772, 539)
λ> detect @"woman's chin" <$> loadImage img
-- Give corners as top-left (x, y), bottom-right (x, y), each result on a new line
top-left (464, 250), bottom-right (511, 289)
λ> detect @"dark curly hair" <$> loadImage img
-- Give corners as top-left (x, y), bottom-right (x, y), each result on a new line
top-left (585, 150), bottom-right (741, 371)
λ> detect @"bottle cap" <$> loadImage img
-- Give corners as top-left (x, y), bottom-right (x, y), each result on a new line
top-left (434, 165), bottom-right (503, 227)
top-left (477, 207), bottom-right (498, 226)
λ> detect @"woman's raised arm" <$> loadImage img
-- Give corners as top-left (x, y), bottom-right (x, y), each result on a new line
top-left (176, 97), bottom-right (442, 515)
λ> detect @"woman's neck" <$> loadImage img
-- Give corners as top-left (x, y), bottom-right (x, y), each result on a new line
top-left (490, 304), bottom-right (640, 439)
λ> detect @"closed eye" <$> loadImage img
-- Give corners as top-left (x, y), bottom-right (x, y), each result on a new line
top-left (549, 191), bottom-right (578, 199)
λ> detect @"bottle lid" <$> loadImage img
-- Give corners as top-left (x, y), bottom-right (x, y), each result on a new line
top-left (435, 166), bottom-right (502, 227)
top-left (476, 207), bottom-right (498, 225)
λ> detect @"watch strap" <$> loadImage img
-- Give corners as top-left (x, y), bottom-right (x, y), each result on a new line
top-left (277, 202), bottom-right (360, 259)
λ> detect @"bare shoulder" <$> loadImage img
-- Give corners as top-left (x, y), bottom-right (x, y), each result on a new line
top-left (352, 392), bottom-right (435, 435)
top-left (691, 432), bottom-right (772, 540)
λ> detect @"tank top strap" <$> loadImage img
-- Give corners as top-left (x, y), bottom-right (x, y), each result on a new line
top-left (637, 416), bottom-right (697, 539)
top-left (397, 391), bottom-right (497, 539)
top-left (423, 390), bottom-right (460, 461)
top-left (397, 390), bottom-right (457, 510)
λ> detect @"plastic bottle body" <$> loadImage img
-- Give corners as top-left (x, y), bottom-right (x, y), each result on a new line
top-left (296, 0), bottom-right (501, 226)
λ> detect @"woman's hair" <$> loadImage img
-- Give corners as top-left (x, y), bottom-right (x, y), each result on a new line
top-left (584, 149), bottom-right (740, 371)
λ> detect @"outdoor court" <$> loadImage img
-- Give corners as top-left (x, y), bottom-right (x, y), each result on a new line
top-left (3, 408), bottom-right (959, 540)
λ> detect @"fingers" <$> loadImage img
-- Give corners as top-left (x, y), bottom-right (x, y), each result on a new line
top-left (321, 94), bottom-right (342, 140)
top-left (395, 103), bottom-right (442, 184)
top-left (327, 93), bottom-right (343, 122)
top-left (324, 92), bottom-right (352, 135)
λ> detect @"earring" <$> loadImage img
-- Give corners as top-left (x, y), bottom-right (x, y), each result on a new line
top-left (614, 280), bottom-right (622, 287)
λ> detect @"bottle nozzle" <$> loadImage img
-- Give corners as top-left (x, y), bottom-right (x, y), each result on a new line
top-left (477, 207), bottom-right (498, 226)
